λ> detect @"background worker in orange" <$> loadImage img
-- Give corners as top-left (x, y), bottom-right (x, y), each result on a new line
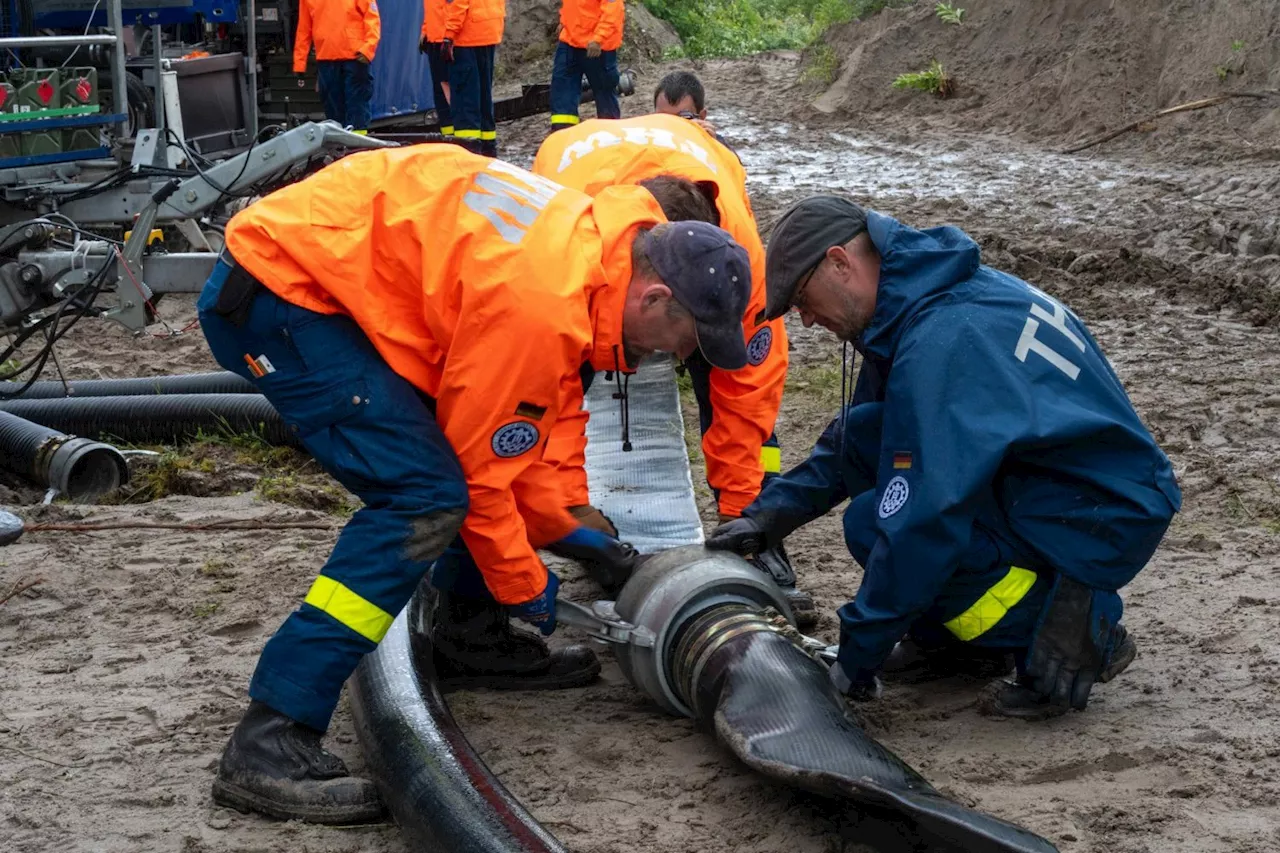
top-left (418, 0), bottom-right (454, 139)
top-left (294, 0), bottom-right (380, 132)
top-left (421, 0), bottom-right (505, 157)
top-left (197, 145), bottom-right (753, 824)
top-left (532, 113), bottom-right (817, 627)
top-left (550, 0), bottom-right (624, 131)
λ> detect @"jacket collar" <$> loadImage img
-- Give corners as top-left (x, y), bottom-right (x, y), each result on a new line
top-left (584, 187), bottom-right (666, 373)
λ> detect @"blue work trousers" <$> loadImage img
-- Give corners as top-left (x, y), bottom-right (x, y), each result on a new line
top-left (449, 45), bottom-right (498, 157)
top-left (317, 59), bottom-right (373, 131)
top-left (424, 42), bottom-right (454, 136)
top-left (197, 259), bottom-right (469, 731)
top-left (549, 41), bottom-right (619, 129)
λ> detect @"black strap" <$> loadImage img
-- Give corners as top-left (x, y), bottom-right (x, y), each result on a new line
top-left (212, 256), bottom-right (263, 328)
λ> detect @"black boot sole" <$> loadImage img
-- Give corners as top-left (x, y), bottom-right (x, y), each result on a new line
top-left (211, 778), bottom-right (385, 825)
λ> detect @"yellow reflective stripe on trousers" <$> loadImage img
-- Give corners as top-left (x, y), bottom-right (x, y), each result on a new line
top-left (454, 128), bottom-right (482, 139)
top-left (480, 130), bottom-right (497, 140)
top-left (760, 445), bottom-right (782, 474)
top-left (304, 576), bottom-right (394, 643)
top-left (943, 566), bottom-right (1037, 642)
top-left (550, 114), bottom-right (580, 125)
top-left (440, 125), bottom-right (454, 136)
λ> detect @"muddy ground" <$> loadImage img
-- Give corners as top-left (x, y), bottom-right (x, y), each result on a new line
top-left (4, 55), bottom-right (1280, 853)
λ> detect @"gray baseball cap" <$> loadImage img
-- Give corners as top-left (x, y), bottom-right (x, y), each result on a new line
top-left (764, 195), bottom-right (868, 320)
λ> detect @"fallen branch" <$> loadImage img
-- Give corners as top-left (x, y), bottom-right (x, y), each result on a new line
top-left (23, 519), bottom-right (335, 534)
top-left (1063, 92), bottom-right (1278, 154)
top-left (0, 576), bottom-right (43, 605)
top-left (0, 743), bottom-right (91, 769)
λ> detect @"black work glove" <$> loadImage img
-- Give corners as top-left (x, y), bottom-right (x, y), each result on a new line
top-left (418, 36), bottom-right (430, 54)
top-left (440, 38), bottom-right (455, 63)
top-left (548, 527), bottom-right (640, 595)
top-left (1025, 577), bottom-right (1120, 711)
top-left (705, 516), bottom-right (772, 556)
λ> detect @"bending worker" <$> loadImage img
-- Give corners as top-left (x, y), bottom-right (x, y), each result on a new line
top-left (197, 145), bottom-right (753, 823)
top-left (550, 0), bottom-right (624, 131)
top-left (294, 0), bottom-right (380, 133)
top-left (419, 0), bottom-right (505, 156)
top-left (532, 113), bottom-right (816, 627)
top-left (709, 195), bottom-right (1182, 719)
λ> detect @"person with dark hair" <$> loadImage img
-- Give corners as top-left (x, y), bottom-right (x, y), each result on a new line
top-left (653, 70), bottom-right (706, 119)
top-left (533, 115), bottom-right (816, 628)
top-left (198, 147), bottom-right (753, 824)
top-left (708, 195), bottom-right (1182, 719)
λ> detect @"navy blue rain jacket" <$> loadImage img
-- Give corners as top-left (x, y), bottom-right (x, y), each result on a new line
top-left (750, 212), bottom-right (1182, 675)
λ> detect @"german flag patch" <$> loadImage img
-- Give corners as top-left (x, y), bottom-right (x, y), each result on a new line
top-left (892, 451), bottom-right (913, 470)
top-left (514, 401), bottom-right (547, 421)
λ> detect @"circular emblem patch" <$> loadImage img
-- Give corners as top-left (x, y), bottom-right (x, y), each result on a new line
top-left (491, 421), bottom-right (540, 458)
top-left (878, 476), bottom-right (910, 519)
top-left (747, 326), bottom-right (772, 366)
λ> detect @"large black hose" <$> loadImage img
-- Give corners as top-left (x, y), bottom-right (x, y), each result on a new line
top-left (0, 410), bottom-right (128, 501)
top-left (681, 607), bottom-right (1059, 853)
top-left (0, 371), bottom-right (256, 400)
top-left (349, 586), bottom-right (566, 853)
top-left (0, 394), bottom-right (296, 447)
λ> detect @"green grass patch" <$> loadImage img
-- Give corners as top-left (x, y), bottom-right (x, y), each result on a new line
top-left (892, 59), bottom-right (954, 97)
top-left (786, 363), bottom-right (846, 408)
top-left (643, 0), bottom-right (915, 58)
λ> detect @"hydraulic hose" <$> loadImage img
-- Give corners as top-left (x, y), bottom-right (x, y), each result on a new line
top-left (349, 587), bottom-right (566, 853)
top-left (0, 371), bottom-right (256, 399)
top-left (0, 394), bottom-right (296, 447)
top-left (0, 411), bottom-right (128, 501)
top-left (675, 605), bottom-right (1059, 853)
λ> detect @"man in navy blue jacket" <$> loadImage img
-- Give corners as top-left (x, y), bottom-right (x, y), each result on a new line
top-left (707, 196), bottom-right (1182, 719)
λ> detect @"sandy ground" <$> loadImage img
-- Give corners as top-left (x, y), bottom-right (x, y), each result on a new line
top-left (4, 55), bottom-right (1280, 853)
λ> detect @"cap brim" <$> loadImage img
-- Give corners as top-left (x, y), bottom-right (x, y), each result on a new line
top-left (694, 320), bottom-right (748, 371)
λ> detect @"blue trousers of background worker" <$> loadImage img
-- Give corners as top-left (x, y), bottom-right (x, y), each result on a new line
top-left (197, 258), bottom-right (469, 732)
top-left (424, 42), bottom-right (454, 137)
top-left (549, 41), bottom-right (620, 130)
top-left (316, 59), bottom-right (373, 131)
top-left (450, 45), bottom-right (498, 157)
top-left (836, 403), bottom-right (1054, 657)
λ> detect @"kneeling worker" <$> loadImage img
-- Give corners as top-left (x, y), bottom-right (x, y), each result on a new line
top-left (532, 113), bottom-right (814, 626)
top-left (709, 195), bottom-right (1182, 718)
top-left (198, 145), bottom-right (753, 822)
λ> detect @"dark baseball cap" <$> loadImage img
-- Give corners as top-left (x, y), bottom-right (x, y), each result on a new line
top-left (644, 221), bottom-right (751, 370)
top-left (764, 195), bottom-right (869, 321)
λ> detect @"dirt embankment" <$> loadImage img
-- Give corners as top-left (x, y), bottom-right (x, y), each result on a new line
top-left (807, 0), bottom-right (1280, 156)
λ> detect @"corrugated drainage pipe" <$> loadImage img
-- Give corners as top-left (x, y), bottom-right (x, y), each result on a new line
top-left (0, 411), bottom-right (128, 501)
top-left (0, 371), bottom-right (257, 399)
top-left (349, 585), bottom-right (565, 853)
top-left (0, 394), bottom-right (297, 447)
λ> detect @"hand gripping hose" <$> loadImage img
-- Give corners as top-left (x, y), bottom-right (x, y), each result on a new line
top-left (0, 371), bottom-right (256, 399)
top-left (0, 393), bottom-right (296, 447)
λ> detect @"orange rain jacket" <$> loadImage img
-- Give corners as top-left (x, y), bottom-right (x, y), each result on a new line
top-left (532, 113), bottom-right (789, 518)
top-left (421, 0), bottom-right (505, 46)
top-left (559, 0), bottom-right (624, 52)
top-left (225, 145), bottom-right (666, 605)
top-left (293, 0), bottom-right (381, 73)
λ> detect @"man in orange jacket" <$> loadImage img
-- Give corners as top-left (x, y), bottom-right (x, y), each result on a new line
top-left (294, 0), bottom-right (380, 132)
top-left (532, 113), bottom-right (818, 627)
top-left (420, 0), bottom-right (505, 156)
top-left (550, 0), bottom-right (624, 131)
top-left (197, 145), bottom-right (752, 823)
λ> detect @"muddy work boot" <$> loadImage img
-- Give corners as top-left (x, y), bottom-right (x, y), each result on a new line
top-left (983, 626), bottom-right (1138, 720)
top-left (751, 542), bottom-right (820, 631)
top-left (881, 636), bottom-right (1014, 684)
top-left (431, 590), bottom-right (601, 691)
top-left (212, 701), bottom-right (384, 824)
